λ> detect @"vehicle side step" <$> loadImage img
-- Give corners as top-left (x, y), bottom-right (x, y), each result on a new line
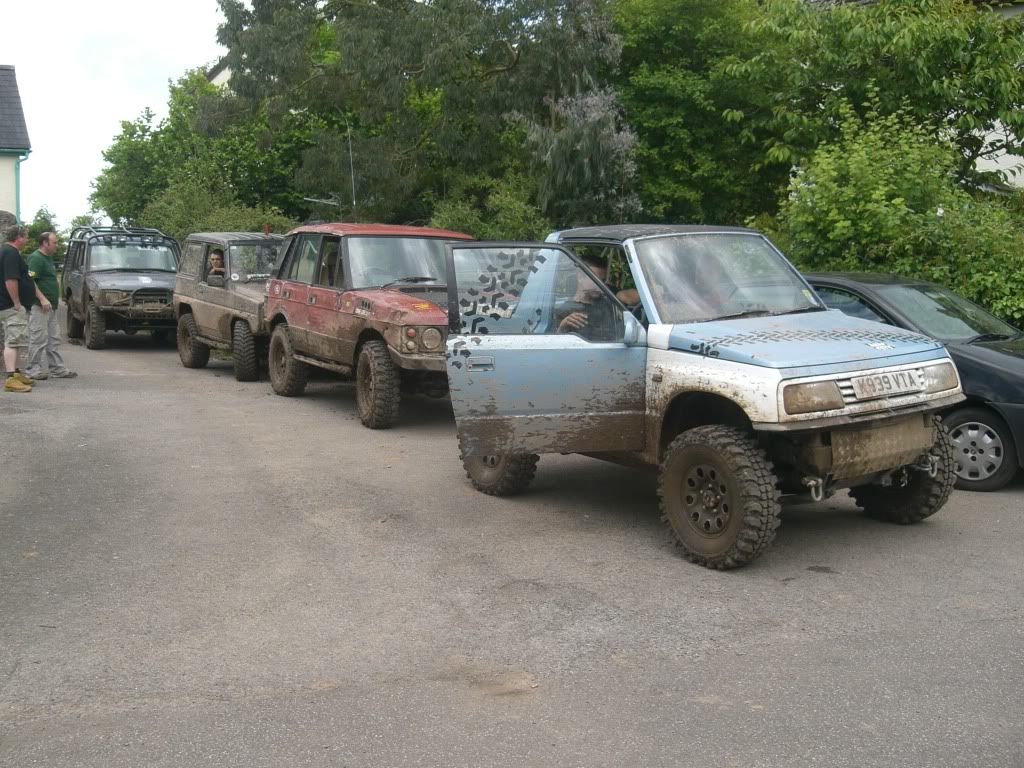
top-left (293, 353), bottom-right (353, 377)
top-left (195, 335), bottom-right (232, 351)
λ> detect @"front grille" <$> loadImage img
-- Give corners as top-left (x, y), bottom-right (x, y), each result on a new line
top-left (132, 288), bottom-right (171, 305)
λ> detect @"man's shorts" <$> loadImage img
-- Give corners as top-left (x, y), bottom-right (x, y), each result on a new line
top-left (0, 307), bottom-right (29, 348)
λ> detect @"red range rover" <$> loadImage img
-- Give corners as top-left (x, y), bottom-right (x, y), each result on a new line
top-left (266, 223), bottom-right (473, 428)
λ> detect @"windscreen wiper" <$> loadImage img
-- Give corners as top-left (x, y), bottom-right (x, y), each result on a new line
top-left (966, 332), bottom-right (1014, 344)
top-left (776, 306), bottom-right (827, 315)
top-left (713, 309), bottom-right (774, 321)
top-left (380, 276), bottom-right (439, 289)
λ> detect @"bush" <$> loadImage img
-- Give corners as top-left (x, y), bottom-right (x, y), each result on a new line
top-left (772, 101), bottom-right (1024, 323)
top-left (430, 174), bottom-right (552, 240)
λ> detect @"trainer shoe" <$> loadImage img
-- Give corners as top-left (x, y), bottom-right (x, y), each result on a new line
top-left (4, 376), bottom-right (32, 393)
top-left (50, 370), bottom-right (77, 379)
top-left (28, 372), bottom-right (48, 381)
top-left (11, 371), bottom-right (34, 386)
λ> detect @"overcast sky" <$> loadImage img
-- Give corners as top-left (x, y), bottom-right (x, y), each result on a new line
top-left (5, 0), bottom-right (227, 229)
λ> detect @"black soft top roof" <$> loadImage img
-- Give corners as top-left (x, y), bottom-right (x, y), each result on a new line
top-left (555, 224), bottom-right (756, 243)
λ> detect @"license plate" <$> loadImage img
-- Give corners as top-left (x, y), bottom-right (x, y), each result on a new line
top-left (850, 370), bottom-right (922, 400)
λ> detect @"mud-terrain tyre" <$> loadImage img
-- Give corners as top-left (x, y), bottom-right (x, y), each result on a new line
top-left (232, 321), bottom-right (259, 382)
top-left (356, 340), bottom-right (400, 429)
top-left (84, 300), bottom-right (106, 350)
top-left (459, 437), bottom-right (540, 496)
top-left (66, 301), bottom-right (83, 339)
top-left (268, 324), bottom-right (308, 396)
top-left (659, 425), bottom-right (781, 570)
top-left (176, 313), bottom-right (210, 369)
top-left (942, 406), bottom-right (1018, 492)
top-left (850, 417), bottom-right (955, 524)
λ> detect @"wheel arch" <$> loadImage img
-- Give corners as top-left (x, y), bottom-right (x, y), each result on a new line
top-left (657, 391), bottom-right (754, 462)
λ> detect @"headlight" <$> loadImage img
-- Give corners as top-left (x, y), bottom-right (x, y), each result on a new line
top-left (783, 380), bottom-right (845, 415)
top-left (922, 362), bottom-right (959, 393)
top-left (421, 327), bottom-right (443, 351)
top-left (99, 290), bottom-right (130, 305)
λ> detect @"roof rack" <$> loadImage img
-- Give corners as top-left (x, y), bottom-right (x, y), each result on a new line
top-left (69, 224), bottom-right (172, 241)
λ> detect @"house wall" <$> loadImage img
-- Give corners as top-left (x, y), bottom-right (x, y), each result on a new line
top-left (0, 155), bottom-right (16, 215)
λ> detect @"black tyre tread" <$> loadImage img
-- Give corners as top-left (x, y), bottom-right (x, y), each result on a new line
top-left (84, 301), bottom-right (106, 350)
top-left (943, 406), bottom-right (1018, 492)
top-left (659, 425), bottom-right (781, 570)
top-left (269, 325), bottom-right (308, 396)
top-left (850, 416), bottom-right (955, 524)
top-left (232, 321), bottom-right (259, 382)
top-left (356, 340), bottom-right (401, 429)
top-left (66, 300), bottom-right (84, 339)
top-left (176, 313), bottom-right (210, 368)
top-left (458, 436), bottom-right (540, 496)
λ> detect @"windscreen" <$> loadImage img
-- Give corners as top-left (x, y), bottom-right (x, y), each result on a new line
top-left (347, 237), bottom-right (447, 288)
top-left (89, 243), bottom-right (177, 272)
top-left (634, 233), bottom-right (820, 324)
top-left (228, 242), bottom-right (280, 282)
top-left (875, 283), bottom-right (1019, 341)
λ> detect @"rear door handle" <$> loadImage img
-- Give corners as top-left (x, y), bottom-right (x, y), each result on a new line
top-left (467, 356), bottom-right (495, 371)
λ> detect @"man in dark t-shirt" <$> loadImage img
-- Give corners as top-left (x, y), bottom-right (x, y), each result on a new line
top-left (2, 225), bottom-right (51, 392)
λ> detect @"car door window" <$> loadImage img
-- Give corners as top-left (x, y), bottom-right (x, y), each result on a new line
top-left (452, 245), bottom-right (624, 342)
top-left (288, 235), bottom-right (322, 284)
top-left (180, 242), bottom-right (204, 276)
top-left (815, 286), bottom-right (888, 324)
top-left (316, 238), bottom-right (341, 287)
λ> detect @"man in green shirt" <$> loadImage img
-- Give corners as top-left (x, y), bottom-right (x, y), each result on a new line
top-left (26, 232), bottom-right (76, 380)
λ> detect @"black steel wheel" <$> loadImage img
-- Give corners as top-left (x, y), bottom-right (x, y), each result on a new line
top-left (232, 320), bottom-right (260, 382)
top-left (355, 340), bottom-right (400, 429)
top-left (84, 301), bottom-right (106, 350)
top-left (659, 425), bottom-right (781, 569)
top-left (176, 313), bottom-right (210, 368)
top-left (66, 300), bottom-right (83, 339)
top-left (268, 324), bottom-right (308, 396)
top-left (851, 417), bottom-right (956, 523)
top-left (459, 436), bottom-right (540, 496)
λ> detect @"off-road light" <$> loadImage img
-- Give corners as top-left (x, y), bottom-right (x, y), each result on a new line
top-left (783, 380), bottom-right (844, 415)
top-left (405, 340), bottom-right (417, 351)
top-left (922, 362), bottom-right (959, 393)
top-left (405, 327), bottom-right (418, 338)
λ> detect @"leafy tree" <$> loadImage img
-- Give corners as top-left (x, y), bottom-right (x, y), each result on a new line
top-left (90, 110), bottom-right (165, 224)
top-left (614, 0), bottom-right (785, 224)
top-left (139, 177), bottom-right (296, 243)
top-left (772, 102), bottom-right (1024, 322)
top-left (217, 0), bottom-right (636, 226)
top-left (726, 0), bottom-right (1024, 183)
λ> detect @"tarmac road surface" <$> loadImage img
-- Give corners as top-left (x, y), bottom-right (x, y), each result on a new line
top-left (2, 335), bottom-right (1022, 767)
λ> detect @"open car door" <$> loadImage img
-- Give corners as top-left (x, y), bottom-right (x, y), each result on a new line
top-left (445, 242), bottom-right (648, 458)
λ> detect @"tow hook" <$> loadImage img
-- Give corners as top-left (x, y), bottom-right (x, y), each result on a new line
top-left (802, 476), bottom-right (825, 502)
top-left (911, 455), bottom-right (940, 478)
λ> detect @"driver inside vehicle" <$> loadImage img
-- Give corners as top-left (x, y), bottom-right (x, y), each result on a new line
top-left (208, 249), bottom-right (226, 279)
top-left (555, 256), bottom-right (635, 340)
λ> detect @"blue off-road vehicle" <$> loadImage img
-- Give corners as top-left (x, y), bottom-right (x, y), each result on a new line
top-left (442, 226), bottom-right (965, 569)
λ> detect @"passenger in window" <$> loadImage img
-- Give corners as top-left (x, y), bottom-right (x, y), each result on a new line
top-left (209, 249), bottom-right (226, 278)
top-left (556, 257), bottom-right (624, 340)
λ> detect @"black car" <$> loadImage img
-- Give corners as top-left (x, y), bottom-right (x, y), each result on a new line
top-left (807, 273), bottom-right (1024, 491)
top-left (64, 225), bottom-right (180, 350)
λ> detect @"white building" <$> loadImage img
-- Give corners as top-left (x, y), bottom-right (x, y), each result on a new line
top-left (0, 65), bottom-right (31, 223)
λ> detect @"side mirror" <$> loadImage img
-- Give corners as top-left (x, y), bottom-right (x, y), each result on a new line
top-left (206, 275), bottom-right (225, 288)
top-left (623, 312), bottom-right (646, 346)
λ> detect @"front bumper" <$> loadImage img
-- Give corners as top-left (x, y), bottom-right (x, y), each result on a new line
top-left (101, 304), bottom-right (175, 327)
top-left (754, 392), bottom-right (965, 432)
top-left (387, 347), bottom-right (445, 372)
